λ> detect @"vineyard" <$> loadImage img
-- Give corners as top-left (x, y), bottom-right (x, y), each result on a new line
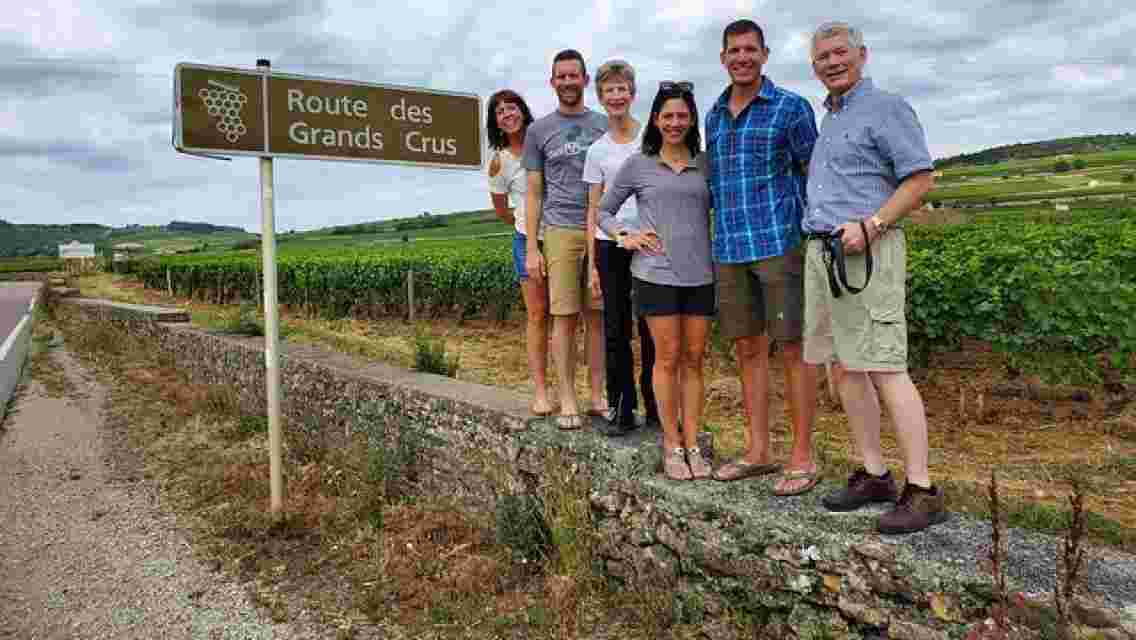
top-left (136, 238), bottom-right (517, 319)
top-left (135, 207), bottom-right (1136, 375)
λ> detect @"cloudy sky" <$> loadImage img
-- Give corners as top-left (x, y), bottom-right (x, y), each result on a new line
top-left (4, 0), bottom-right (1134, 231)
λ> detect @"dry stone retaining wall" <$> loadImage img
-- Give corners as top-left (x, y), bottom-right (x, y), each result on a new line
top-left (62, 298), bottom-right (1136, 640)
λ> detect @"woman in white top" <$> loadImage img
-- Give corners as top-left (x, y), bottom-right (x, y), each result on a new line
top-left (583, 60), bottom-right (659, 435)
top-left (487, 89), bottom-right (552, 416)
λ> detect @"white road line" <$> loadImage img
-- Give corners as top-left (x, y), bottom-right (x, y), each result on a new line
top-left (0, 314), bottom-right (31, 362)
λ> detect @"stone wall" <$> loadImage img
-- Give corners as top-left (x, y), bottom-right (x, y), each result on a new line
top-left (61, 298), bottom-right (1136, 640)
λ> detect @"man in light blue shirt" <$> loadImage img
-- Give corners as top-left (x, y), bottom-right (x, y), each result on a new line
top-left (803, 21), bottom-right (943, 534)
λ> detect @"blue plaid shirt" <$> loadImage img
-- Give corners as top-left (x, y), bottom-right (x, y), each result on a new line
top-left (705, 77), bottom-right (818, 263)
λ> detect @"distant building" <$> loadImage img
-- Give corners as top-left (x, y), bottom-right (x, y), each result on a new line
top-left (58, 240), bottom-right (97, 274)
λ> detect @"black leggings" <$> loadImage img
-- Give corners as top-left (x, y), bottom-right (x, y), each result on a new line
top-left (595, 239), bottom-right (658, 419)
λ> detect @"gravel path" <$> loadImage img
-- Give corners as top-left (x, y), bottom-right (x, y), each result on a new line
top-left (0, 348), bottom-right (303, 639)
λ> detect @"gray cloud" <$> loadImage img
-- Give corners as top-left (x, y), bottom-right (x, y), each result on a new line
top-left (1, 0), bottom-right (1133, 230)
top-left (0, 137), bottom-right (133, 173)
top-left (132, 0), bottom-right (327, 28)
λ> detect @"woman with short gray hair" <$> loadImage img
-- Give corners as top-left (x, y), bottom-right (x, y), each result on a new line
top-left (584, 59), bottom-right (660, 435)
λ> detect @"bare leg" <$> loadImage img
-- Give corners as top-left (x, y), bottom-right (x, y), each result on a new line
top-left (836, 369), bottom-right (886, 476)
top-left (645, 315), bottom-right (682, 449)
top-left (774, 341), bottom-right (818, 493)
top-left (734, 335), bottom-right (774, 464)
top-left (584, 309), bottom-right (606, 413)
top-left (552, 313), bottom-right (580, 416)
top-left (679, 316), bottom-right (710, 450)
top-left (871, 371), bottom-right (931, 487)
top-left (520, 279), bottom-right (551, 414)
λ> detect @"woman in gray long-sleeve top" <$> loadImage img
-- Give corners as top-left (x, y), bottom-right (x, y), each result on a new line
top-left (597, 82), bottom-right (714, 482)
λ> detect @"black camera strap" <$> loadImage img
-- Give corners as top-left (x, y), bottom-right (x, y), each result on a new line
top-left (820, 219), bottom-right (873, 299)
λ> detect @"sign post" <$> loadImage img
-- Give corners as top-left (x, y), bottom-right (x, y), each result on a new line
top-left (256, 59), bottom-right (284, 517)
top-left (173, 61), bottom-right (482, 518)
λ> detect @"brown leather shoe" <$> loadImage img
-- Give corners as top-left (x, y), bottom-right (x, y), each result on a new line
top-left (821, 468), bottom-right (898, 512)
top-left (878, 484), bottom-right (948, 534)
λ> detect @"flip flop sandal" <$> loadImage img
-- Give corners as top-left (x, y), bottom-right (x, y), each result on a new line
top-left (663, 447), bottom-right (692, 481)
top-left (686, 448), bottom-right (713, 480)
top-left (773, 468), bottom-right (822, 497)
top-left (712, 460), bottom-right (782, 482)
top-left (555, 414), bottom-right (586, 431)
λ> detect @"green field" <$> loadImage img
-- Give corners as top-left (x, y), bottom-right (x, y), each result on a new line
top-left (274, 209), bottom-right (510, 251)
top-left (0, 256), bottom-right (63, 274)
top-left (929, 146), bottom-right (1136, 205)
top-left (110, 229), bottom-right (258, 254)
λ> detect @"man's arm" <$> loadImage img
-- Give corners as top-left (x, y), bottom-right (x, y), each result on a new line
top-left (839, 170), bottom-right (934, 253)
top-left (875, 170), bottom-right (934, 228)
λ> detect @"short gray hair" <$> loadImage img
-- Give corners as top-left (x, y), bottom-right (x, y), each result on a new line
top-left (595, 59), bottom-right (636, 98)
top-left (812, 21), bottom-right (864, 51)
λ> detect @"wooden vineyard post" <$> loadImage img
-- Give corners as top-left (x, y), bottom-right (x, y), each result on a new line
top-left (407, 268), bottom-right (416, 323)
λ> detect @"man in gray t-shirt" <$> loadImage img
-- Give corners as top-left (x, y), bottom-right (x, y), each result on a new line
top-left (523, 49), bottom-right (609, 430)
top-left (523, 111), bottom-right (607, 229)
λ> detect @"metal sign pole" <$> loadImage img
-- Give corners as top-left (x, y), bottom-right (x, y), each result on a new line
top-left (257, 58), bottom-right (284, 517)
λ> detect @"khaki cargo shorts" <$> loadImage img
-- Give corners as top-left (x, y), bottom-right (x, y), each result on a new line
top-left (803, 228), bottom-right (908, 372)
top-left (544, 226), bottom-right (603, 316)
top-left (717, 245), bottom-right (806, 342)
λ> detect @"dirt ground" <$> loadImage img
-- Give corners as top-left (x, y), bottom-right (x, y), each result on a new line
top-left (76, 273), bottom-right (1136, 548)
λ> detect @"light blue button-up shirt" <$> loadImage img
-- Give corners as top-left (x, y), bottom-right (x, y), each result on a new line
top-left (804, 78), bottom-right (932, 233)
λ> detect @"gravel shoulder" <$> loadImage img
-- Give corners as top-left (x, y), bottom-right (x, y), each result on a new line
top-left (0, 347), bottom-right (302, 639)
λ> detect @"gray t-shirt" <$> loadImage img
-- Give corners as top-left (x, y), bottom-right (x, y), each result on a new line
top-left (597, 152), bottom-right (714, 287)
top-left (522, 109), bottom-right (608, 230)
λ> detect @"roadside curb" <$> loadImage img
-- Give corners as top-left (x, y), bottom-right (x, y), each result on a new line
top-left (0, 284), bottom-right (42, 424)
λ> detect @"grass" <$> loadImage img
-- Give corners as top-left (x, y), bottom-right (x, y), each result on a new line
top-left (48, 309), bottom-right (762, 637)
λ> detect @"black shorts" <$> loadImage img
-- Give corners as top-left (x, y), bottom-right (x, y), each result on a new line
top-left (633, 278), bottom-right (716, 317)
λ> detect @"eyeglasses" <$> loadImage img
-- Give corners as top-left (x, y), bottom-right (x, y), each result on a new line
top-left (658, 81), bottom-right (694, 94)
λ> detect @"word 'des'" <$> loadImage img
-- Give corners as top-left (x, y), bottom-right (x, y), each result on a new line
top-left (174, 63), bottom-right (481, 170)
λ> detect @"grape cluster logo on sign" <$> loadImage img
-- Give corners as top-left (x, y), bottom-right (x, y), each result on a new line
top-left (198, 79), bottom-right (248, 143)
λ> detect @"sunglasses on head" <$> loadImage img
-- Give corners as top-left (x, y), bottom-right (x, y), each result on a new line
top-left (658, 81), bottom-right (694, 94)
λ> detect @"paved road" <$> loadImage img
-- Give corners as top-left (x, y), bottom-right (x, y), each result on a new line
top-left (1, 283), bottom-right (40, 420)
top-left (0, 283), bottom-right (39, 355)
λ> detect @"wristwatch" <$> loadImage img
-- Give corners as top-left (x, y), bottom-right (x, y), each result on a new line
top-left (615, 230), bottom-right (629, 249)
top-left (869, 215), bottom-right (888, 236)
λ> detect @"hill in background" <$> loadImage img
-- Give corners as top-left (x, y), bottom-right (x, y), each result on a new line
top-left (0, 220), bottom-right (257, 257)
top-left (934, 133), bottom-right (1136, 169)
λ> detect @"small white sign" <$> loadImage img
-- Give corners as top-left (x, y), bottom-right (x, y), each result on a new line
top-left (59, 242), bottom-right (96, 259)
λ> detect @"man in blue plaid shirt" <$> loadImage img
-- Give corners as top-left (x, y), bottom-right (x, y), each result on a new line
top-left (705, 19), bottom-right (821, 496)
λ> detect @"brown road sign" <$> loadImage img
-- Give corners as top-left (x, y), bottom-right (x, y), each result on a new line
top-left (174, 63), bottom-right (482, 170)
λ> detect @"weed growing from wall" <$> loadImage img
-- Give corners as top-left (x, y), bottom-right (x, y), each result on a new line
top-left (409, 330), bottom-right (460, 377)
